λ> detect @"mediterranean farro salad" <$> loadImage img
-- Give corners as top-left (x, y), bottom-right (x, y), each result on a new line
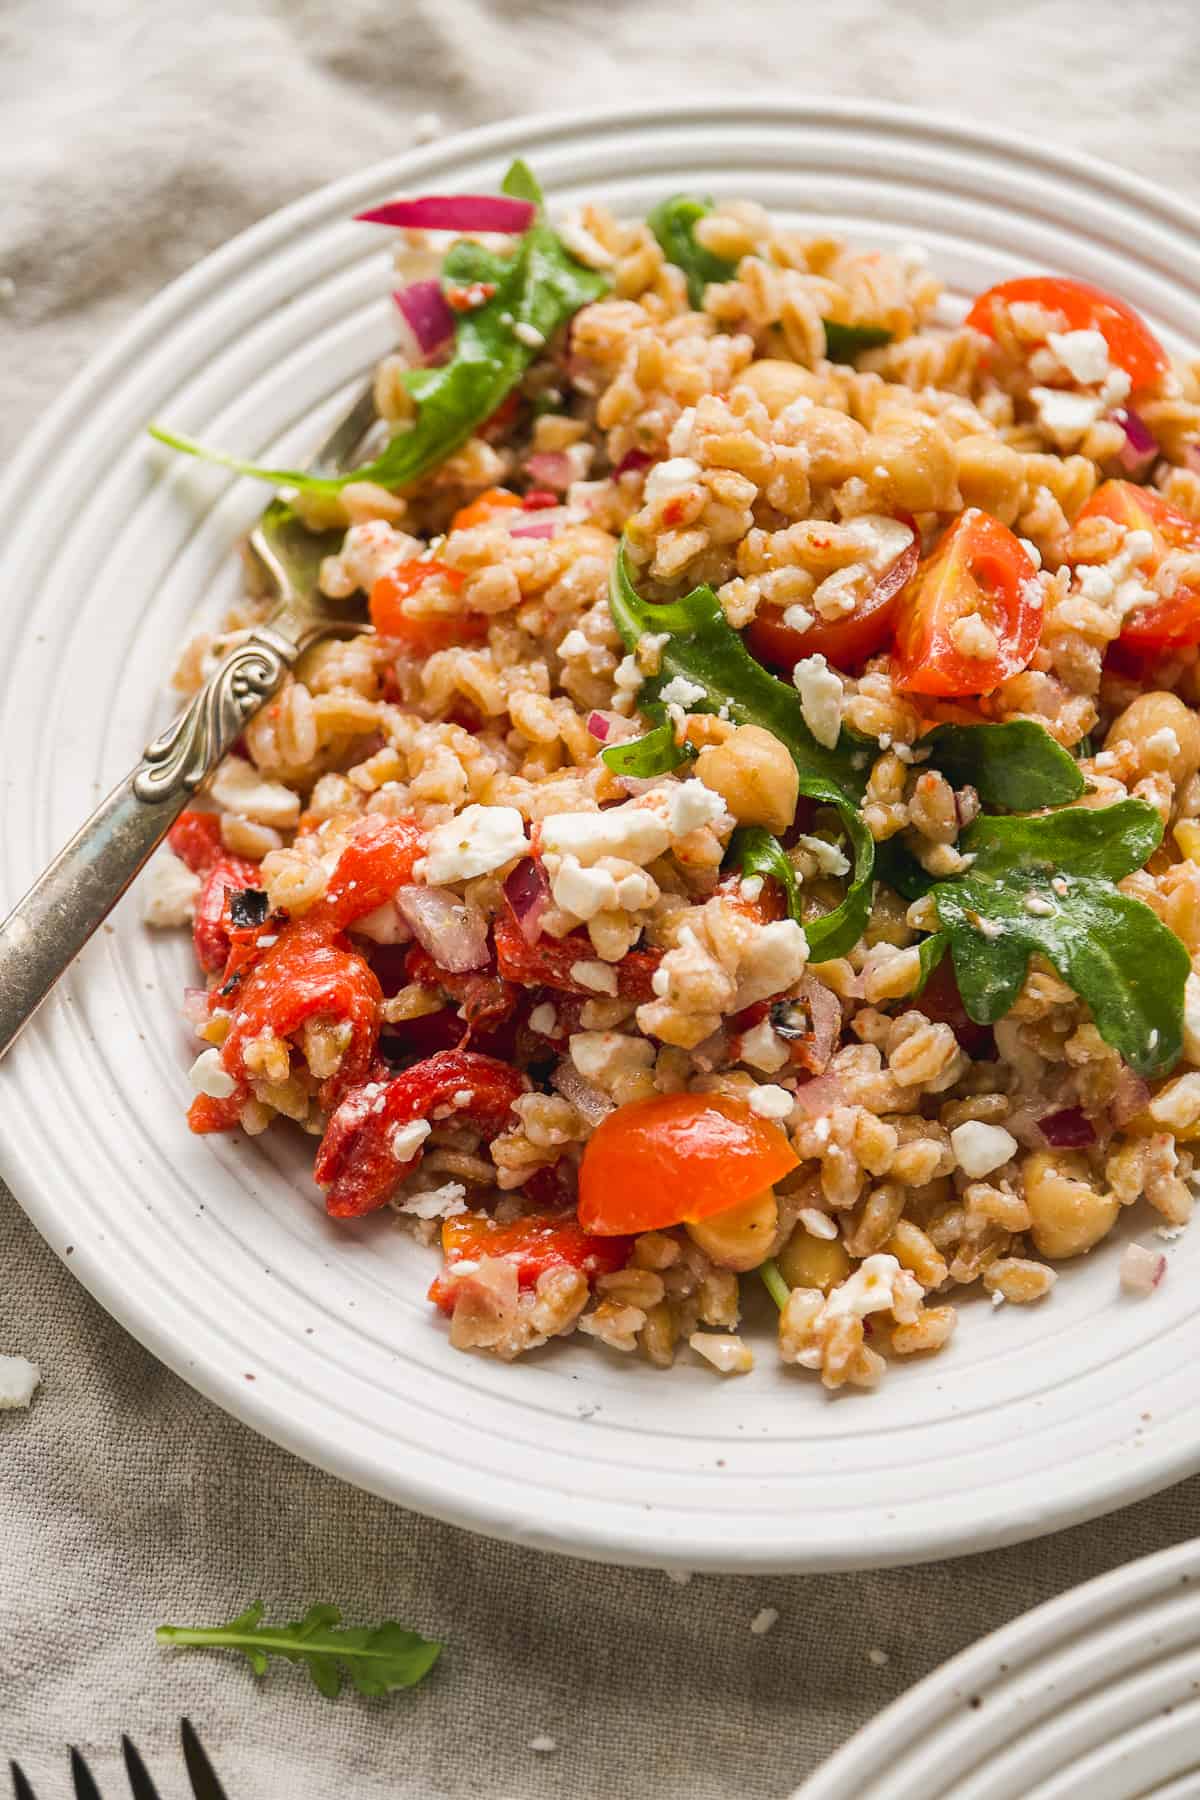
top-left (144, 160), bottom-right (1200, 1390)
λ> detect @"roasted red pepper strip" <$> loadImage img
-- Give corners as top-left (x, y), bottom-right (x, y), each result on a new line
top-left (493, 913), bottom-right (661, 1002)
top-left (188, 918), bottom-right (383, 1133)
top-left (318, 814), bottom-right (426, 928)
top-left (167, 809), bottom-right (225, 875)
top-left (428, 1210), bottom-right (631, 1313)
top-left (404, 945), bottom-right (519, 1033)
top-left (192, 854), bottom-right (262, 974)
top-left (314, 1047), bottom-right (527, 1219)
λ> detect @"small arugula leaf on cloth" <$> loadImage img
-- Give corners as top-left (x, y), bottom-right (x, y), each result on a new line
top-left (647, 194), bottom-right (738, 307)
top-left (918, 720), bottom-right (1087, 813)
top-left (608, 544), bottom-right (874, 959)
top-left (930, 799), bottom-right (1186, 1077)
top-left (600, 719), bottom-right (695, 778)
top-left (156, 1601), bottom-right (442, 1700)
top-left (821, 321), bottom-right (893, 362)
top-left (149, 160), bottom-right (609, 496)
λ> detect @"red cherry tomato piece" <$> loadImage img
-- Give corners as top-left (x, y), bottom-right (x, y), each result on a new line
top-left (369, 559), bottom-right (485, 654)
top-left (191, 853), bottom-right (262, 974)
top-left (915, 953), bottom-right (995, 1060)
top-left (893, 509), bottom-right (1041, 697)
top-left (167, 809), bottom-right (225, 875)
top-left (746, 531), bottom-right (919, 674)
top-left (1071, 480), bottom-right (1200, 655)
top-left (577, 1092), bottom-right (799, 1236)
top-left (965, 276), bottom-right (1168, 394)
top-left (315, 1047), bottom-right (526, 1218)
top-left (428, 1210), bottom-right (631, 1313)
top-left (493, 913), bottom-right (661, 1003)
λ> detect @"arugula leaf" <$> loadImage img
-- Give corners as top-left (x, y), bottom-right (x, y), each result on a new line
top-left (727, 826), bottom-right (803, 921)
top-left (601, 720), bottom-right (694, 777)
top-left (149, 161), bottom-right (609, 496)
top-left (919, 720), bottom-right (1087, 813)
top-left (609, 545), bottom-right (874, 959)
top-left (501, 157), bottom-right (543, 207)
top-left (821, 321), bottom-right (893, 362)
top-left (929, 800), bottom-right (1185, 1076)
top-left (157, 1601), bottom-right (441, 1701)
top-left (647, 194), bottom-right (737, 306)
top-left (914, 930), bottom-right (949, 993)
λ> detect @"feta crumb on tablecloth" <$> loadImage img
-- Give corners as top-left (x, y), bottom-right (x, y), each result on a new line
top-left (0, 1355), bottom-right (40, 1409)
top-left (749, 1607), bottom-right (779, 1636)
top-left (528, 1734), bottom-right (557, 1754)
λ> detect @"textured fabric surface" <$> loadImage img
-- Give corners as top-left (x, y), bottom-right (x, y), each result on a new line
top-left (4, 3), bottom-right (1200, 1794)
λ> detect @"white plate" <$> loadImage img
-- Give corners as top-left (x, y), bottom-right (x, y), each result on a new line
top-left (796, 1536), bottom-right (1200, 1798)
top-left (3, 101), bottom-right (1200, 1573)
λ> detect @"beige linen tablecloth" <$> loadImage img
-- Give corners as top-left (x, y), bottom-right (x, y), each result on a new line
top-left (4, 4), bottom-right (1200, 1794)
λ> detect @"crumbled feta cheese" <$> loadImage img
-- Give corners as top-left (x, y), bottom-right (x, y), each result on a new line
top-left (664, 779), bottom-right (729, 839)
top-left (781, 604), bottom-right (815, 634)
top-left (792, 654), bottom-right (844, 749)
top-left (1149, 1072), bottom-right (1200, 1132)
top-left (1046, 328), bottom-right (1111, 387)
top-left (733, 919), bottom-right (809, 1010)
top-left (420, 804), bottom-right (528, 884)
top-left (352, 899), bottom-right (412, 945)
top-left (658, 674), bottom-right (707, 709)
top-left (390, 1118), bottom-right (432, 1162)
top-left (570, 1030), bottom-right (655, 1083)
top-left (550, 855), bottom-right (657, 921)
top-left (822, 1254), bottom-right (911, 1324)
top-left (529, 1003), bottom-right (558, 1036)
top-left (747, 1084), bottom-right (794, 1121)
top-left (795, 833), bottom-right (850, 877)
top-left (142, 852), bottom-right (201, 928)
top-left (1144, 726), bottom-right (1181, 765)
top-left (0, 1355), bottom-right (40, 1409)
top-left (541, 802), bottom-right (669, 868)
top-left (644, 457), bottom-right (703, 505)
top-left (570, 960), bottom-right (618, 995)
top-left (210, 756), bottom-right (302, 830)
top-left (1030, 386), bottom-right (1104, 448)
top-left (738, 1018), bottom-right (790, 1073)
top-left (845, 513), bottom-right (915, 566)
top-left (188, 1048), bottom-right (236, 1100)
top-left (396, 1182), bottom-right (467, 1221)
top-left (740, 875), bottom-right (764, 902)
top-left (749, 1606), bottom-right (779, 1636)
top-left (689, 1332), bottom-right (754, 1374)
top-left (950, 1120), bottom-right (1018, 1178)
top-left (557, 627), bottom-right (590, 659)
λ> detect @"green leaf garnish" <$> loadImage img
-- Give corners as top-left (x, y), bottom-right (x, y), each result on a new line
top-left (914, 930), bottom-right (949, 993)
top-left (647, 193), bottom-right (737, 307)
top-left (727, 825), bottom-right (803, 924)
top-left (917, 720), bottom-right (1087, 813)
top-left (821, 321), bottom-right (893, 362)
top-left (156, 1601), bottom-right (441, 1701)
top-left (149, 160), bottom-right (609, 496)
top-left (608, 544), bottom-right (874, 959)
top-left (929, 800), bottom-right (1185, 1076)
top-left (600, 720), bottom-right (695, 778)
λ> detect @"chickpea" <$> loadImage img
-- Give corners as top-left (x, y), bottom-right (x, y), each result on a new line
top-left (952, 435), bottom-right (1025, 526)
top-left (776, 1224), bottom-right (851, 1293)
top-left (735, 359), bottom-right (831, 417)
top-left (1022, 1150), bottom-right (1119, 1259)
top-left (1105, 691), bottom-right (1200, 788)
top-left (695, 724), bottom-right (799, 834)
top-left (686, 1187), bottom-right (779, 1272)
top-left (862, 412), bottom-right (961, 515)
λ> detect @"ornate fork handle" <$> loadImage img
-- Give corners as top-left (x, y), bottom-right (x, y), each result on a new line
top-left (0, 625), bottom-right (299, 1060)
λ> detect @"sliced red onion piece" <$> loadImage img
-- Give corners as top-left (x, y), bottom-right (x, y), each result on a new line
top-left (550, 1057), bottom-right (614, 1124)
top-left (586, 711), bottom-right (612, 742)
top-left (614, 447), bottom-right (653, 478)
top-left (1120, 1242), bottom-right (1166, 1294)
top-left (393, 280), bottom-right (454, 359)
top-left (790, 1069), bottom-right (848, 1119)
top-left (510, 508), bottom-right (571, 540)
top-left (1111, 407), bottom-right (1160, 480)
top-left (503, 857), bottom-right (550, 945)
top-left (526, 450), bottom-right (573, 492)
top-left (356, 195), bottom-right (536, 233)
top-left (181, 988), bottom-right (211, 1030)
top-left (395, 886), bottom-right (489, 972)
top-left (1037, 1106), bottom-right (1095, 1148)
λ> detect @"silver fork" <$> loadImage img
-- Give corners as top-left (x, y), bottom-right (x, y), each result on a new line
top-left (10, 1718), bottom-right (229, 1799)
top-left (0, 383), bottom-right (377, 1062)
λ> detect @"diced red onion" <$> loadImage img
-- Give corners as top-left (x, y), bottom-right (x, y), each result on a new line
top-left (1038, 1106), bottom-right (1095, 1148)
top-left (503, 858), bottom-right (550, 945)
top-left (356, 195), bottom-right (535, 233)
top-left (550, 1057), bottom-right (614, 1124)
top-left (1120, 1242), bottom-right (1166, 1294)
top-left (1113, 1066), bottom-right (1151, 1127)
top-left (510, 508), bottom-right (570, 540)
top-left (395, 886), bottom-right (489, 972)
top-left (614, 448), bottom-right (653, 478)
top-left (790, 1070), bottom-right (849, 1120)
top-left (522, 487), bottom-right (560, 510)
top-left (1111, 407), bottom-right (1160, 480)
top-left (526, 451), bottom-right (573, 493)
top-left (586, 711), bottom-right (612, 742)
top-left (181, 988), bottom-right (211, 1030)
top-left (393, 280), bottom-right (454, 359)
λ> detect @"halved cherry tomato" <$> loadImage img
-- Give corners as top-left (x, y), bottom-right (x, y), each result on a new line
top-left (315, 1047), bottom-right (526, 1218)
top-left (493, 913), bottom-right (661, 1003)
top-left (1071, 480), bottom-right (1200, 655)
top-left (191, 853), bottom-right (262, 974)
top-left (577, 1092), bottom-right (799, 1236)
top-left (893, 509), bottom-right (1041, 697)
top-left (428, 1210), bottom-right (631, 1313)
top-left (965, 276), bottom-right (1168, 393)
top-left (746, 531), bottom-right (919, 674)
top-left (449, 486), bottom-right (523, 532)
top-left (167, 809), bottom-right (224, 875)
top-left (318, 814), bottom-right (426, 929)
top-left (369, 559), bottom-right (485, 654)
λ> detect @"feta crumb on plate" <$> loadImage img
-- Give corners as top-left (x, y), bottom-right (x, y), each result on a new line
top-left (142, 851), bottom-right (201, 928)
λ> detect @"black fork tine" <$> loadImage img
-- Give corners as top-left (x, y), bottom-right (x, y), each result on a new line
top-left (9, 1764), bottom-right (38, 1800)
top-left (120, 1739), bottom-right (163, 1800)
top-left (69, 1749), bottom-right (102, 1800)
top-left (179, 1723), bottom-right (229, 1800)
